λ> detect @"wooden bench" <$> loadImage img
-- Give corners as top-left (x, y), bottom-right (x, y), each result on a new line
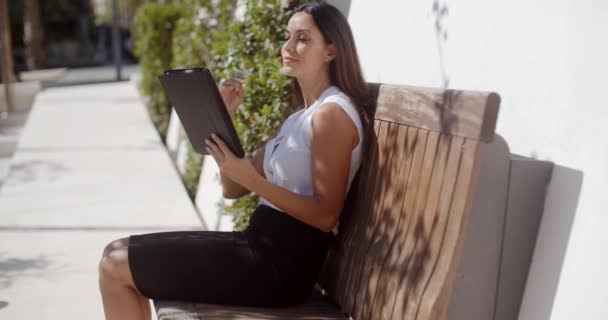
top-left (154, 83), bottom-right (500, 320)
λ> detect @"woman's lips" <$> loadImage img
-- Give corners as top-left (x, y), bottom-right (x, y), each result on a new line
top-left (283, 57), bottom-right (298, 63)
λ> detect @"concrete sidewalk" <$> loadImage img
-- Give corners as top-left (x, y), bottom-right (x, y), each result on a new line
top-left (0, 81), bottom-right (202, 319)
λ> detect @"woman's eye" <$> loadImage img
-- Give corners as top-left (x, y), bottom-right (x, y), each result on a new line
top-left (284, 34), bottom-right (307, 42)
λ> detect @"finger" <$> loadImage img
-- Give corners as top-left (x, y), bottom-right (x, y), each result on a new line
top-left (221, 82), bottom-right (237, 90)
top-left (221, 79), bottom-right (239, 88)
top-left (228, 78), bottom-right (243, 86)
top-left (205, 145), bottom-right (216, 159)
top-left (206, 138), bottom-right (224, 159)
top-left (230, 78), bottom-right (245, 87)
top-left (206, 147), bottom-right (221, 165)
top-left (223, 84), bottom-right (242, 94)
top-left (219, 85), bottom-right (235, 96)
top-left (211, 134), bottom-right (232, 157)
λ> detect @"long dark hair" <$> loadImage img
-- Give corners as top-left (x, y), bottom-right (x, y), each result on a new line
top-left (289, 1), bottom-right (374, 154)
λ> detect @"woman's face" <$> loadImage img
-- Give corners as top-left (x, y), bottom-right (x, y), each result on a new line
top-left (281, 12), bottom-right (335, 79)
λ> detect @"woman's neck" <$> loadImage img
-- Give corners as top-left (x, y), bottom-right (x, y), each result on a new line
top-left (297, 73), bottom-right (333, 109)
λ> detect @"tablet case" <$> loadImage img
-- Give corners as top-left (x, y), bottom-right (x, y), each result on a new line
top-left (158, 68), bottom-right (245, 158)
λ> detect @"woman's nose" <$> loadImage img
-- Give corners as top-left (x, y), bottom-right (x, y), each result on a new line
top-left (282, 39), bottom-right (296, 54)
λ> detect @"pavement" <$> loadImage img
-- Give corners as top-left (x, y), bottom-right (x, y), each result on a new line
top-left (42, 64), bottom-right (142, 88)
top-left (0, 78), bottom-right (202, 319)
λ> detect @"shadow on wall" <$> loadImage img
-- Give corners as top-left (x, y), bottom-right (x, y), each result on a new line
top-left (517, 165), bottom-right (583, 320)
top-left (432, 0), bottom-right (450, 88)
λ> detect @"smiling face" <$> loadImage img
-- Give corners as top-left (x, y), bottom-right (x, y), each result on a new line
top-left (281, 11), bottom-right (336, 79)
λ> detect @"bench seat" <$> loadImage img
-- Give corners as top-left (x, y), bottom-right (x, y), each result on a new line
top-left (155, 288), bottom-right (348, 320)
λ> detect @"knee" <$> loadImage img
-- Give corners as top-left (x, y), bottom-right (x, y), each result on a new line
top-left (102, 237), bottom-right (129, 258)
top-left (99, 238), bottom-right (130, 282)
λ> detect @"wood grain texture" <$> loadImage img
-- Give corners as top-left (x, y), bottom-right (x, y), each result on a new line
top-left (416, 139), bottom-right (481, 320)
top-left (351, 122), bottom-right (401, 319)
top-left (369, 126), bottom-right (420, 320)
top-left (385, 131), bottom-right (441, 320)
top-left (358, 124), bottom-right (409, 320)
top-left (402, 135), bottom-right (463, 320)
top-left (319, 128), bottom-right (483, 320)
top-left (344, 120), bottom-right (391, 313)
top-left (373, 83), bottom-right (500, 142)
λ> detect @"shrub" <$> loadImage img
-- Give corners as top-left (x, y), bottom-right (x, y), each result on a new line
top-left (171, 0), bottom-right (236, 200)
top-left (219, 0), bottom-right (305, 231)
top-left (132, 3), bottom-right (183, 140)
top-left (133, 0), bottom-right (305, 230)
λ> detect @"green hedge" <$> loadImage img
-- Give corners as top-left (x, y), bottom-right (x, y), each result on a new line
top-left (171, 0), bottom-right (236, 200)
top-left (219, 0), bottom-right (306, 230)
top-left (134, 0), bottom-right (305, 230)
top-left (132, 3), bottom-right (183, 141)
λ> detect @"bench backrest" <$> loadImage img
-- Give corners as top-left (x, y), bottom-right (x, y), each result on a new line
top-left (319, 83), bottom-right (500, 320)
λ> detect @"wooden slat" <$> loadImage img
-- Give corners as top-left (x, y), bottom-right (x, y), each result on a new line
top-left (372, 84), bottom-right (500, 142)
top-left (343, 120), bottom-right (392, 313)
top-left (377, 131), bottom-right (440, 320)
top-left (367, 126), bottom-right (420, 319)
top-left (401, 135), bottom-right (463, 320)
top-left (357, 124), bottom-right (410, 320)
top-left (155, 301), bottom-right (200, 320)
top-left (351, 123), bottom-right (398, 313)
top-left (391, 132), bottom-right (449, 319)
top-left (415, 139), bottom-right (481, 320)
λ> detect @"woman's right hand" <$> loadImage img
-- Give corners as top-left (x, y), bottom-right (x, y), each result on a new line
top-left (219, 75), bottom-right (246, 119)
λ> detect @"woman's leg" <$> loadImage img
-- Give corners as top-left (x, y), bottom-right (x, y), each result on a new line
top-left (99, 237), bottom-right (151, 320)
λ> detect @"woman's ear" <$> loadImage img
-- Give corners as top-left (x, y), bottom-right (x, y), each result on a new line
top-left (326, 43), bottom-right (336, 62)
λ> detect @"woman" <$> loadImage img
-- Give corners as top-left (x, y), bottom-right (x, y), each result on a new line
top-left (98, 2), bottom-right (373, 319)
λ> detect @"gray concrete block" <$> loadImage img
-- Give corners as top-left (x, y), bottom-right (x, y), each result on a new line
top-left (448, 134), bottom-right (511, 320)
top-left (447, 135), bottom-right (554, 320)
top-left (495, 156), bottom-right (553, 320)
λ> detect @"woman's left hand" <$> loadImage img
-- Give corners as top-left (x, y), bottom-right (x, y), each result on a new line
top-left (205, 133), bottom-right (258, 188)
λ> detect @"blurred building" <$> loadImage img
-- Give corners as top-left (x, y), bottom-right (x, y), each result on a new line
top-left (6, 0), bottom-right (144, 73)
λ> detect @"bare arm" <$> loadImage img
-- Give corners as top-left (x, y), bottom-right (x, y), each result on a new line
top-left (221, 130), bottom-right (278, 199)
top-left (218, 75), bottom-right (256, 199)
top-left (234, 103), bottom-right (358, 232)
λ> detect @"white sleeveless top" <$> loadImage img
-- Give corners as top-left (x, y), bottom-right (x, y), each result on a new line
top-left (260, 86), bottom-right (365, 234)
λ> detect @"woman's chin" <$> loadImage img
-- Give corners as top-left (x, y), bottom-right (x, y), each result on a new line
top-left (281, 66), bottom-right (297, 77)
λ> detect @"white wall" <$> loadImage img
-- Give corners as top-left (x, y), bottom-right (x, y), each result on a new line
top-left (345, 0), bottom-right (608, 319)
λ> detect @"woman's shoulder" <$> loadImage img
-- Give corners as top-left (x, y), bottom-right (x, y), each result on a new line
top-left (319, 87), bottom-right (362, 126)
top-left (322, 86), bottom-right (352, 103)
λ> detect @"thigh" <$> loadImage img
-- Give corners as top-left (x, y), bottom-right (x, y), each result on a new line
top-left (127, 230), bottom-right (283, 307)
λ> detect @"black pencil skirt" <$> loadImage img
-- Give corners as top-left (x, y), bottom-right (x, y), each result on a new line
top-left (127, 204), bottom-right (331, 307)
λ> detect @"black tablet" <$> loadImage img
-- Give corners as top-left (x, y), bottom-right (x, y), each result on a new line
top-left (158, 67), bottom-right (245, 158)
